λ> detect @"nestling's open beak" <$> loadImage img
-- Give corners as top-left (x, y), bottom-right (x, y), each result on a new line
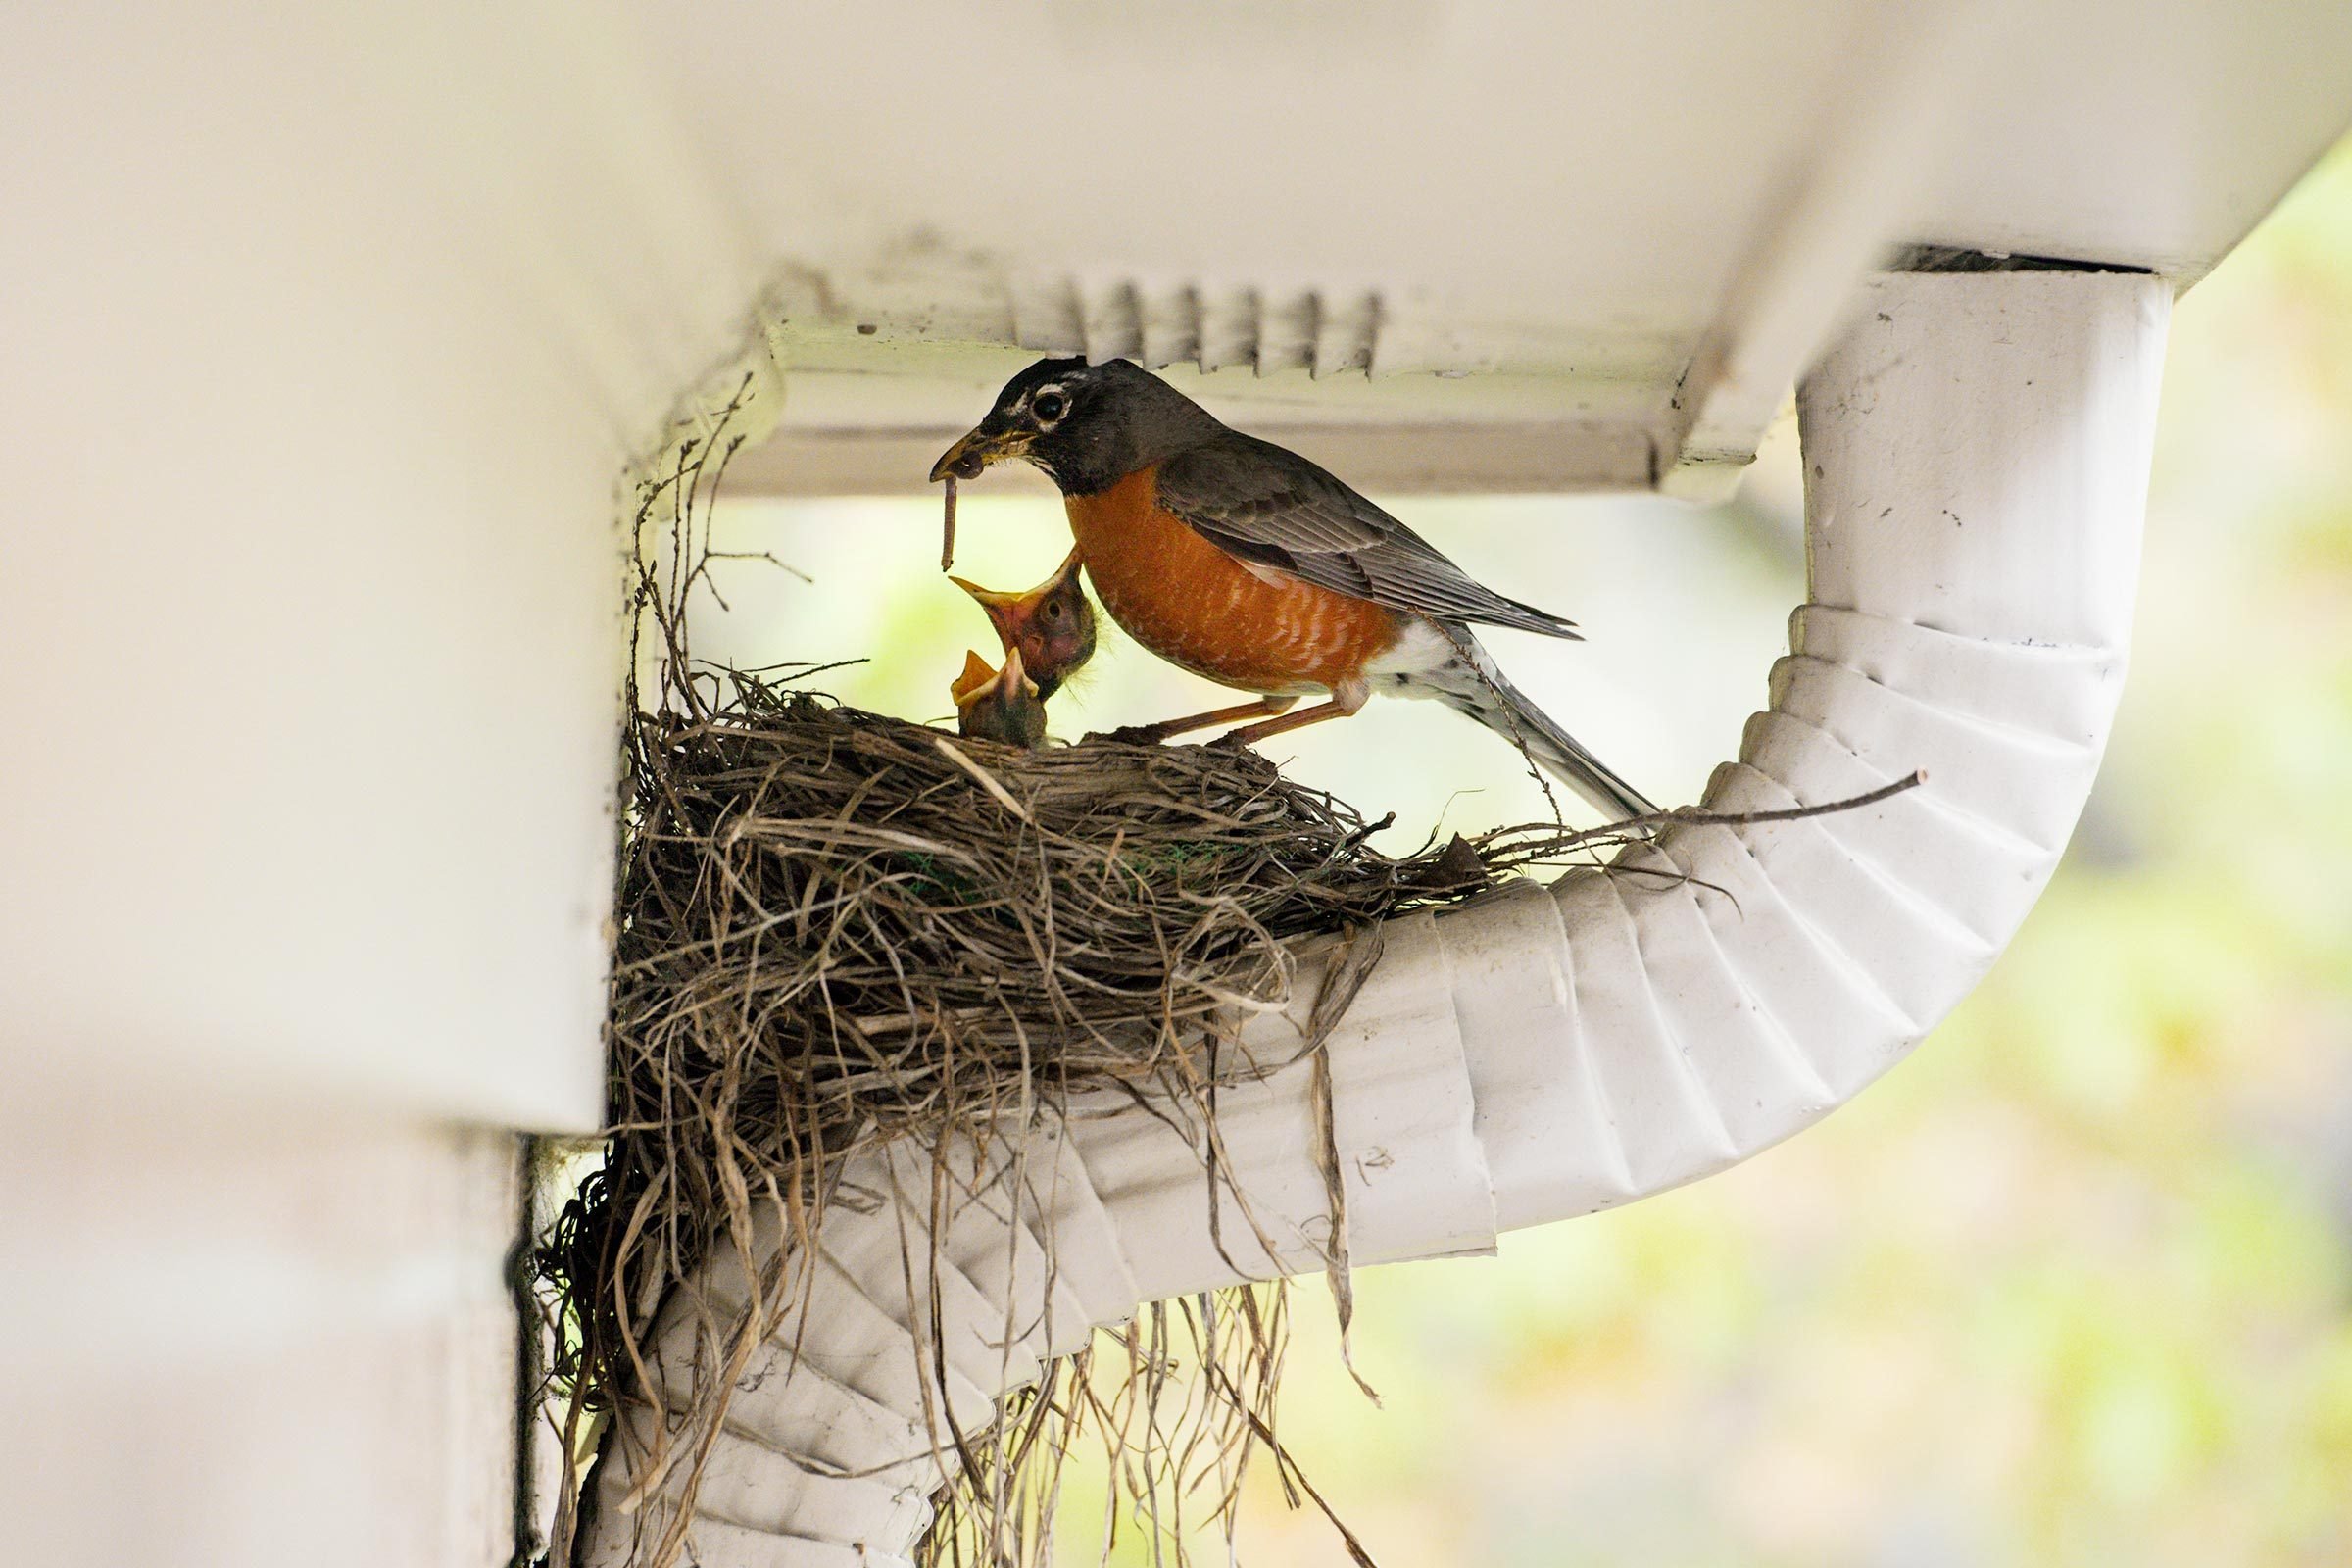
top-left (950, 648), bottom-right (998, 707)
top-left (949, 575), bottom-right (1021, 642)
top-left (995, 646), bottom-right (1034, 703)
top-left (930, 423), bottom-right (1031, 483)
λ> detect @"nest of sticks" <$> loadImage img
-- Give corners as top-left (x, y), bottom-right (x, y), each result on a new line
top-left (535, 383), bottom-right (1913, 1568)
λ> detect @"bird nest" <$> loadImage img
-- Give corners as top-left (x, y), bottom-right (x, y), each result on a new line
top-left (540, 668), bottom-right (1664, 1562)
top-left (533, 382), bottom-right (1906, 1568)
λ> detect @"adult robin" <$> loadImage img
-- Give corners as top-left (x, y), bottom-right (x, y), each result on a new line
top-left (930, 357), bottom-right (1655, 819)
top-left (949, 546), bottom-right (1097, 700)
top-left (951, 647), bottom-right (1048, 747)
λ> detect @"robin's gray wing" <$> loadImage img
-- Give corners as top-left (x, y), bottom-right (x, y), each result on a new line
top-left (1154, 432), bottom-right (1581, 638)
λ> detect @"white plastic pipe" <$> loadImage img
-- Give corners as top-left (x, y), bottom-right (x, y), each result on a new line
top-left (579, 270), bottom-right (2168, 1566)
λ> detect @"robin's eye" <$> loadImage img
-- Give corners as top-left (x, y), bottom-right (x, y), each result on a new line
top-left (1045, 602), bottom-right (1064, 621)
top-left (1031, 389), bottom-right (1067, 424)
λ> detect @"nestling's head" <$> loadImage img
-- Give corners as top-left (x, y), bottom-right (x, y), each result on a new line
top-left (930, 357), bottom-right (1223, 496)
top-left (949, 547), bottom-right (1096, 699)
top-left (951, 647), bottom-right (1048, 748)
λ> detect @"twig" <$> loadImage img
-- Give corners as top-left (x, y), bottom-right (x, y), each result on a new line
top-left (932, 736), bottom-right (1036, 824)
top-left (1663, 768), bottom-right (1927, 828)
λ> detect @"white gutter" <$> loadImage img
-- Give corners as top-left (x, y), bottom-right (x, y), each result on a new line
top-left (580, 269), bottom-right (2168, 1566)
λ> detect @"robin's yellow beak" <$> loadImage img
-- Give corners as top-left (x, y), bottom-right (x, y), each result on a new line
top-left (930, 423), bottom-right (1032, 483)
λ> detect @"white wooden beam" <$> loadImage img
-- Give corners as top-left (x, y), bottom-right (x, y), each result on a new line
top-left (0, 4), bottom-right (758, 1130)
top-left (1660, 0), bottom-right (2023, 501)
top-left (723, 419), bottom-right (1656, 498)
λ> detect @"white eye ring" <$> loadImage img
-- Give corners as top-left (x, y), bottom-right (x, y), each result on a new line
top-left (1030, 386), bottom-right (1068, 424)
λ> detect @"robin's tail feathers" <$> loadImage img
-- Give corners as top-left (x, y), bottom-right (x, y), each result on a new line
top-left (1483, 595), bottom-right (1583, 641)
top-left (1424, 639), bottom-right (1657, 821)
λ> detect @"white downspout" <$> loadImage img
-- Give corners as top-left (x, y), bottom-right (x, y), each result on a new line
top-left (580, 269), bottom-right (2168, 1566)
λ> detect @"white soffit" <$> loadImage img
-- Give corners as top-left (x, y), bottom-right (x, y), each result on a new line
top-left (649, 0), bottom-right (2352, 497)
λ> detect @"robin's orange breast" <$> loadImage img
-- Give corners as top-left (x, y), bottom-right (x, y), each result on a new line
top-left (1065, 466), bottom-right (1404, 696)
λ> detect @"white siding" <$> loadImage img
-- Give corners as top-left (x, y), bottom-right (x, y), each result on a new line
top-left (3, 1107), bottom-right (524, 1568)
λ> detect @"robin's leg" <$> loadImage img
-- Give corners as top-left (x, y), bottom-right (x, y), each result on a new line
top-left (1100, 695), bottom-right (1297, 745)
top-left (1216, 680), bottom-right (1368, 747)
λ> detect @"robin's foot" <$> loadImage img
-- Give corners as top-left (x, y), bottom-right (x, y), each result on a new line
top-left (1090, 724), bottom-right (1169, 746)
top-left (1091, 696), bottom-right (1299, 748)
top-left (1213, 686), bottom-right (1368, 748)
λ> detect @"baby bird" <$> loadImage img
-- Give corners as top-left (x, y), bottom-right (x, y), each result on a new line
top-left (951, 647), bottom-right (1048, 748)
top-left (949, 547), bottom-right (1097, 700)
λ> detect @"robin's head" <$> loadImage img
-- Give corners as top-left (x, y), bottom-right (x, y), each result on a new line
top-left (951, 647), bottom-right (1048, 748)
top-left (950, 547), bottom-right (1096, 699)
top-left (930, 357), bottom-right (1223, 496)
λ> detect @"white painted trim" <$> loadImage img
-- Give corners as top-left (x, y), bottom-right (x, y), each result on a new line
top-left (722, 419), bottom-right (1657, 498)
top-left (1660, 0), bottom-right (2027, 500)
